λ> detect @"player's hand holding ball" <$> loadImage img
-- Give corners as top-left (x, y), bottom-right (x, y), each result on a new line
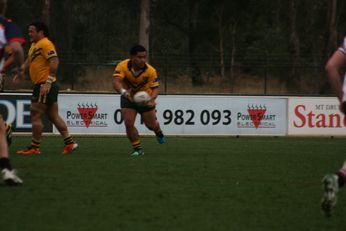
top-left (133, 91), bottom-right (152, 106)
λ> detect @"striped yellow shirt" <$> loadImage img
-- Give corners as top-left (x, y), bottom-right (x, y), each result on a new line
top-left (113, 59), bottom-right (159, 96)
top-left (28, 37), bottom-right (58, 84)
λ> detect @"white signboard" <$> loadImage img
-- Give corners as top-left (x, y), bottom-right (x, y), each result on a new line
top-left (288, 97), bottom-right (346, 135)
top-left (57, 94), bottom-right (121, 134)
top-left (156, 95), bottom-right (287, 135)
top-left (57, 94), bottom-right (287, 135)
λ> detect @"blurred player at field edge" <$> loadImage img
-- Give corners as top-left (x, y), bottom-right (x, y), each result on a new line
top-left (322, 35), bottom-right (346, 216)
top-left (0, 0), bottom-right (24, 185)
top-left (16, 22), bottom-right (78, 155)
top-left (0, 45), bottom-right (14, 92)
top-left (1, 47), bottom-right (15, 144)
top-left (112, 45), bottom-right (165, 156)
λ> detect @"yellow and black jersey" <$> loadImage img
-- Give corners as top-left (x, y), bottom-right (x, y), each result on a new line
top-left (28, 37), bottom-right (58, 84)
top-left (113, 59), bottom-right (159, 95)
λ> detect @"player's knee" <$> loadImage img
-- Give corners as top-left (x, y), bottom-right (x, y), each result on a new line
top-left (31, 120), bottom-right (43, 128)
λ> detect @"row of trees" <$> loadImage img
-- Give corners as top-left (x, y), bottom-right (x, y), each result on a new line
top-left (6, 0), bottom-right (346, 93)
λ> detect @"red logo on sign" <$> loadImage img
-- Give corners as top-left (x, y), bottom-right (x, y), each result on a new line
top-left (77, 103), bottom-right (98, 128)
top-left (247, 105), bottom-right (267, 129)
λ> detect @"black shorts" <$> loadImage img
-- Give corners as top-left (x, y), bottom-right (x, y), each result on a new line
top-left (32, 82), bottom-right (59, 105)
top-left (121, 95), bottom-right (155, 113)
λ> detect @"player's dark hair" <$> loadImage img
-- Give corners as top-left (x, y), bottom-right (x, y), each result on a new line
top-left (130, 45), bottom-right (146, 56)
top-left (29, 21), bottom-right (49, 37)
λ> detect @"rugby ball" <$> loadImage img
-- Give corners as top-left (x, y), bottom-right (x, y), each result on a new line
top-left (133, 91), bottom-right (150, 104)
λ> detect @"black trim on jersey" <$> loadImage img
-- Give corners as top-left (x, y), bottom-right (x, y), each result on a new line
top-left (123, 78), bottom-right (149, 92)
top-left (47, 56), bottom-right (58, 61)
top-left (30, 48), bottom-right (43, 62)
top-left (127, 60), bottom-right (148, 78)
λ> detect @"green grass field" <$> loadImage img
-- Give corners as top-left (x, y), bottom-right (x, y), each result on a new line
top-left (1, 136), bottom-right (345, 231)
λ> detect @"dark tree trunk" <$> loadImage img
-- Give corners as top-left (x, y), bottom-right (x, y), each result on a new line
top-left (326, 0), bottom-right (338, 56)
top-left (139, 0), bottom-right (150, 53)
top-left (188, 0), bottom-right (203, 86)
top-left (42, 0), bottom-right (50, 25)
top-left (230, 22), bottom-right (237, 92)
top-left (287, 0), bottom-right (301, 92)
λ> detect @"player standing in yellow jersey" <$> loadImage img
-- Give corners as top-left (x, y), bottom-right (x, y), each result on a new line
top-left (16, 22), bottom-right (77, 155)
top-left (113, 45), bottom-right (165, 156)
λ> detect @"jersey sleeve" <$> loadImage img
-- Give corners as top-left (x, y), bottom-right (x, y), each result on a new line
top-left (42, 41), bottom-right (58, 60)
top-left (149, 69), bottom-right (160, 88)
top-left (113, 63), bottom-right (126, 79)
top-left (5, 20), bottom-right (25, 45)
top-left (338, 36), bottom-right (346, 56)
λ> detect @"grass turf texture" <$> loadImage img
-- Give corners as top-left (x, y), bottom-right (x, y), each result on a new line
top-left (1, 136), bottom-right (346, 231)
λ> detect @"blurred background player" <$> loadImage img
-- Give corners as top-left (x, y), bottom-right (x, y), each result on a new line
top-left (322, 35), bottom-right (346, 216)
top-left (0, 45), bottom-right (14, 92)
top-left (16, 22), bottom-right (77, 155)
top-left (112, 45), bottom-right (165, 156)
top-left (0, 0), bottom-right (24, 185)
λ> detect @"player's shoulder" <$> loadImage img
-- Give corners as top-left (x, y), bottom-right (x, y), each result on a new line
top-left (37, 37), bottom-right (55, 47)
top-left (145, 63), bottom-right (157, 75)
top-left (118, 59), bottom-right (130, 66)
top-left (116, 59), bottom-right (130, 69)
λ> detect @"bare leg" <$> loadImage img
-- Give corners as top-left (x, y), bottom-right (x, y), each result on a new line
top-left (142, 110), bottom-right (165, 144)
top-left (121, 108), bottom-right (144, 156)
top-left (45, 102), bottom-right (77, 154)
top-left (141, 110), bottom-right (161, 133)
top-left (122, 108), bottom-right (139, 143)
top-left (0, 115), bottom-right (23, 184)
top-left (46, 102), bottom-right (70, 138)
top-left (0, 115), bottom-right (8, 159)
top-left (30, 102), bottom-right (46, 142)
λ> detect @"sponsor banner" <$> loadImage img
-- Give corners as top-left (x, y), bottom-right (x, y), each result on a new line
top-left (58, 94), bottom-right (120, 134)
top-left (157, 96), bottom-right (286, 135)
top-left (0, 93), bottom-right (52, 132)
top-left (288, 97), bottom-right (346, 135)
top-left (57, 94), bottom-right (287, 135)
